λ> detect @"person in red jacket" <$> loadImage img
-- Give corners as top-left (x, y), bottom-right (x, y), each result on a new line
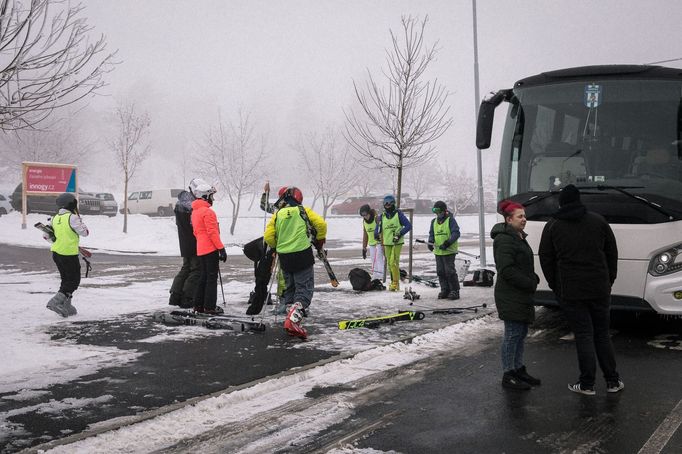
top-left (189, 178), bottom-right (227, 315)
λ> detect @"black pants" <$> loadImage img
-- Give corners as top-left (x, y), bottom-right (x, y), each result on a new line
top-left (561, 297), bottom-right (619, 387)
top-left (170, 255), bottom-right (201, 305)
top-left (194, 250), bottom-right (220, 310)
top-left (435, 253), bottom-right (460, 293)
top-left (52, 252), bottom-right (81, 295)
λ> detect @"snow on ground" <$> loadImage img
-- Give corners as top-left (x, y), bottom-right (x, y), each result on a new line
top-left (0, 210), bottom-right (499, 450)
top-left (0, 210), bottom-right (498, 255)
top-left (47, 315), bottom-right (501, 454)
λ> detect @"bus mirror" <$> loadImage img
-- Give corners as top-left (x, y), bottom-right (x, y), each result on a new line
top-left (476, 100), bottom-right (496, 150)
top-left (476, 89), bottom-right (511, 150)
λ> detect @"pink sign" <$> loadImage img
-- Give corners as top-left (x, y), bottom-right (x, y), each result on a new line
top-left (25, 165), bottom-right (76, 193)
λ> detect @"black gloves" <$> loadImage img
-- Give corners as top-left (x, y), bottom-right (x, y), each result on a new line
top-left (314, 238), bottom-right (326, 250)
top-left (440, 240), bottom-right (451, 250)
top-left (218, 248), bottom-right (227, 262)
top-left (428, 244), bottom-right (434, 252)
top-left (362, 248), bottom-right (367, 259)
top-left (393, 234), bottom-right (401, 243)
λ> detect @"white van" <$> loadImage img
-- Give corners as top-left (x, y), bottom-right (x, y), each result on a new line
top-left (122, 189), bottom-right (184, 216)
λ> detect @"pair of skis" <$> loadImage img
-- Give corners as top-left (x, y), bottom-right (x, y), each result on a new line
top-left (154, 310), bottom-right (267, 332)
top-left (338, 310), bottom-right (426, 330)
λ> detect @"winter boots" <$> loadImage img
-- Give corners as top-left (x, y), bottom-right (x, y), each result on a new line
top-left (46, 292), bottom-right (76, 317)
top-left (515, 366), bottom-right (540, 386)
top-left (447, 290), bottom-right (460, 300)
top-left (284, 302), bottom-right (307, 339)
top-left (437, 290), bottom-right (448, 299)
top-left (501, 371), bottom-right (531, 390)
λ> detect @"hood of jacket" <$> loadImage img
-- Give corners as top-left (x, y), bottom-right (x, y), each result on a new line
top-left (176, 190), bottom-right (195, 213)
top-left (490, 222), bottom-right (527, 240)
top-left (555, 201), bottom-right (587, 221)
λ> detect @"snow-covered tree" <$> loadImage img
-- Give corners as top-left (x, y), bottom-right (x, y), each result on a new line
top-left (110, 102), bottom-right (151, 233)
top-left (298, 127), bottom-right (360, 218)
top-left (197, 110), bottom-right (266, 234)
top-left (0, 0), bottom-right (116, 131)
top-left (344, 15), bottom-right (452, 208)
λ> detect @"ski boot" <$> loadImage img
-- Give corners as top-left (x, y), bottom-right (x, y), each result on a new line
top-left (389, 281), bottom-right (400, 292)
top-left (46, 292), bottom-right (69, 317)
top-left (204, 306), bottom-right (224, 315)
top-left (284, 302), bottom-right (307, 339)
top-left (403, 287), bottom-right (420, 301)
top-left (63, 293), bottom-right (78, 316)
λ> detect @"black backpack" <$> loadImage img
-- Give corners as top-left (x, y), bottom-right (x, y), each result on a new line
top-left (473, 269), bottom-right (495, 287)
top-left (348, 268), bottom-right (372, 291)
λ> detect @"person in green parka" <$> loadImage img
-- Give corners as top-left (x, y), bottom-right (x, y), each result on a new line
top-left (491, 200), bottom-right (541, 390)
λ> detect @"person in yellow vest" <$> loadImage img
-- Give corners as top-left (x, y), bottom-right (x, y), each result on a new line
top-left (375, 195), bottom-right (412, 291)
top-left (264, 187), bottom-right (326, 339)
top-left (45, 193), bottom-right (89, 317)
top-left (428, 200), bottom-right (461, 300)
top-left (359, 204), bottom-right (385, 281)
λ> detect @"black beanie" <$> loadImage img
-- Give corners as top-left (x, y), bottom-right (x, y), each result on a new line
top-left (433, 200), bottom-right (447, 211)
top-left (559, 184), bottom-right (580, 206)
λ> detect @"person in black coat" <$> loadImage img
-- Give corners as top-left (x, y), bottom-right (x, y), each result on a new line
top-left (491, 200), bottom-right (541, 390)
top-left (539, 184), bottom-right (623, 395)
top-left (169, 190), bottom-right (200, 308)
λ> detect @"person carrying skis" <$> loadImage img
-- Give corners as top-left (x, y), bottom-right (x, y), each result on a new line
top-left (169, 190), bottom-right (199, 309)
top-left (428, 200), bottom-right (462, 300)
top-left (359, 204), bottom-right (384, 281)
top-left (375, 195), bottom-right (411, 292)
top-left (263, 186), bottom-right (326, 339)
top-left (189, 178), bottom-right (227, 315)
top-left (45, 193), bottom-right (89, 317)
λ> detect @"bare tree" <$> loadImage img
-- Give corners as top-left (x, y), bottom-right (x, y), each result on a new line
top-left (298, 127), bottom-right (360, 218)
top-left (404, 162), bottom-right (436, 200)
top-left (0, 0), bottom-right (116, 131)
top-left (110, 102), bottom-right (151, 233)
top-left (197, 110), bottom-right (266, 235)
top-left (344, 15), bottom-right (452, 207)
top-left (0, 116), bottom-right (91, 178)
top-left (440, 164), bottom-right (478, 214)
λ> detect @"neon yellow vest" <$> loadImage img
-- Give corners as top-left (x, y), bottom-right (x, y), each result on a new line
top-left (275, 206), bottom-right (311, 254)
top-left (51, 213), bottom-right (79, 255)
top-left (381, 212), bottom-right (404, 246)
top-left (433, 217), bottom-right (459, 255)
top-left (363, 218), bottom-right (377, 246)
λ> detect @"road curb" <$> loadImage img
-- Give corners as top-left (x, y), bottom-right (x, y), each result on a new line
top-left (23, 310), bottom-right (493, 453)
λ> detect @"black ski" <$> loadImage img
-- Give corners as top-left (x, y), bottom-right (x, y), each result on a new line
top-left (338, 310), bottom-right (425, 330)
top-left (411, 274), bottom-right (438, 288)
top-left (153, 310), bottom-right (266, 332)
top-left (316, 247), bottom-right (339, 287)
top-left (405, 303), bottom-right (488, 315)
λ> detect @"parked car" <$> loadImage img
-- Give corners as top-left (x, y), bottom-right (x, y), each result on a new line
top-left (0, 193), bottom-right (12, 216)
top-left (85, 192), bottom-right (118, 217)
top-left (121, 188), bottom-right (183, 216)
top-left (10, 184), bottom-right (101, 215)
top-left (330, 196), bottom-right (383, 215)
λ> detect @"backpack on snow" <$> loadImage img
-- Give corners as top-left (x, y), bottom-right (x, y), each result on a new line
top-left (349, 268), bottom-right (372, 291)
top-left (473, 269), bottom-right (495, 287)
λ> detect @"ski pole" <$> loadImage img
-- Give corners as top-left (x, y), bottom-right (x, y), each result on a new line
top-left (218, 265), bottom-right (226, 307)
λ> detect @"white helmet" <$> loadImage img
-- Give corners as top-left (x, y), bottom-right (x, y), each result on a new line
top-left (188, 178), bottom-right (216, 200)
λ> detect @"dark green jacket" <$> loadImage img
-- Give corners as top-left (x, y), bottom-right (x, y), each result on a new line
top-left (491, 222), bottom-right (538, 323)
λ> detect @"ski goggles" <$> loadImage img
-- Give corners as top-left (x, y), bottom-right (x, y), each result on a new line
top-left (432, 207), bottom-right (444, 214)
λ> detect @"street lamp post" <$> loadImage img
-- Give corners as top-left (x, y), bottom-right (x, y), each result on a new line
top-left (472, 0), bottom-right (487, 266)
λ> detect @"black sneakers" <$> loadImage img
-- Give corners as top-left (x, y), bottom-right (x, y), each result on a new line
top-left (502, 371), bottom-right (531, 390)
top-left (447, 291), bottom-right (460, 300)
top-left (606, 380), bottom-right (625, 393)
top-left (568, 382), bottom-right (596, 395)
top-left (515, 366), bottom-right (541, 386)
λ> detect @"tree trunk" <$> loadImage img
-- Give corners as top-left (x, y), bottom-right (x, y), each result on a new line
top-left (229, 196), bottom-right (241, 235)
top-left (123, 177), bottom-right (128, 234)
top-left (396, 155), bottom-right (404, 208)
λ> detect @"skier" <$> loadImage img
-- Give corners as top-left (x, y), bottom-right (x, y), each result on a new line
top-left (169, 190), bottom-right (199, 308)
top-left (375, 195), bottom-right (411, 291)
top-left (189, 178), bottom-right (227, 315)
top-left (428, 201), bottom-right (461, 300)
top-left (359, 204), bottom-right (385, 281)
top-left (263, 186), bottom-right (327, 338)
top-left (45, 193), bottom-right (89, 317)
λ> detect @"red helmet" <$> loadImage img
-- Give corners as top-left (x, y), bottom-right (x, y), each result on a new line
top-left (278, 186), bottom-right (303, 204)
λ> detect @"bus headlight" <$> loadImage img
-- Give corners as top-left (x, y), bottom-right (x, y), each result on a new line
top-left (649, 244), bottom-right (682, 277)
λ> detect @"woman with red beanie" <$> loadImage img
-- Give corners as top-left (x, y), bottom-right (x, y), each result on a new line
top-left (490, 200), bottom-right (541, 390)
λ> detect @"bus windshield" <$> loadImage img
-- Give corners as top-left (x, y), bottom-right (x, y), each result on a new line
top-left (498, 79), bottom-right (682, 223)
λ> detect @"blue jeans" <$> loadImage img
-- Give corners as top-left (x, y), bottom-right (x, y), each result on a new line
top-left (501, 320), bottom-right (529, 372)
top-left (281, 266), bottom-right (315, 309)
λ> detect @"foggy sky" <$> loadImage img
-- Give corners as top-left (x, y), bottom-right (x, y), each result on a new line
top-left (62, 0), bottom-right (682, 192)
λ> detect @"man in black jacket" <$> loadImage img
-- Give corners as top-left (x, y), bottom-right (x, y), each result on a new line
top-left (539, 185), bottom-right (623, 395)
top-left (169, 190), bottom-right (200, 308)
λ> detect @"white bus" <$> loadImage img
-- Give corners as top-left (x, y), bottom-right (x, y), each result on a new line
top-left (476, 65), bottom-right (682, 314)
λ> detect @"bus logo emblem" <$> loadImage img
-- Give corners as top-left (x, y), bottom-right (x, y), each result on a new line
top-left (584, 84), bottom-right (602, 108)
